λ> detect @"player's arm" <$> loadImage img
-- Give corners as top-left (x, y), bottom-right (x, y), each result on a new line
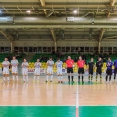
top-left (16, 60), bottom-right (19, 66)
top-left (34, 63), bottom-right (36, 67)
top-left (8, 62), bottom-right (10, 66)
top-left (40, 63), bottom-right (42, 68)
top-left (52, 62), bottom-right (54, 67)
top-left (26, 63), bottom-right (29, 68)
top-left (2, 62), bottom-right (4, 67)
top-left (21, 63), bottom-right (24, 67)
top-left (47, 61), bottom-right (49, 67)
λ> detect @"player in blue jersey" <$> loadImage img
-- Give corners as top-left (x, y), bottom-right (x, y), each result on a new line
top-left (105, 58), bottom-right (113, 83)
top-left (114, 59), bottom-right (117, 82)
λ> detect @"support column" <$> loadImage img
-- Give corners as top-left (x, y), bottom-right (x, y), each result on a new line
top-left (98, 41), bottom-right (101, 54)
top-left (54, 41), bottom-right (57, 53)
top-left (10, 41), bottom-right (14, 53)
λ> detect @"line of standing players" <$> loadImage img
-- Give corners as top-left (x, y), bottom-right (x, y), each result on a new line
top-left (1, 56), bottom-right (117, 83)
top-left (66, 56), bottom-right (117, 84)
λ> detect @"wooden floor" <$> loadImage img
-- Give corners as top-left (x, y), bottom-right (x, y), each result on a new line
top-left (0, 76), bottom-right (117, 106)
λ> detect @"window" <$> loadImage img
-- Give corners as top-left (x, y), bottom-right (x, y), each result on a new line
top-left (24, 47), bottom-right (28, 52)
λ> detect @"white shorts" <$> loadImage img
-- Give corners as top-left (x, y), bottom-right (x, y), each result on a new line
top-left (3, 68), bottom-right (9, 74)
top-left (12, 67), bottom-right (18, 73)
top-left (34, 68), bottom-right (40, 75)
top-left (22, 68), bottom-right (28, 75)
top-left (57, 68), bottom-right (62, 75)
top-left (47, 67), bottom-right (53, 74)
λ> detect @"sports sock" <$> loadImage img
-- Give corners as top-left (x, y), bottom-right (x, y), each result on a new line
top-left (37, 76), bottom-right (39, 80)
top-left (46, 75), bottom-right (49, 81)
top-left (34, 76), bottom-right (36, 81)
top-left (58, 76), bottom-right (60, 81)
top-left (82, 76), bottom-right (84, 82)
top-left (91, 75), bottom-right (93, 81)
top-left (50, 75), bottom-right (53, 81)
top-left (7, 77), bottom-right (9, 81)
top-left (23, 75), bottom-right (25, 81)
top-left (68, 76), bottom-right (70, 82)
top-left (3, 77), bottom-right (5, 81)
top-left (109, 75), bottom-right (111, 81)
top-left (78, 75), bottom-right (80, 82)
top-left (60, 76), bottom-right (63, 81)
top-left (16, 76), bottom-right (18, 81)
top-left (26, 76), bottom-right (28, 82)
top-left (88, 75), bottom-right (90, 81)
top-left (71, 76), bottom-right (73, 82)
top-left (12, 75), bottom-right (15, 81)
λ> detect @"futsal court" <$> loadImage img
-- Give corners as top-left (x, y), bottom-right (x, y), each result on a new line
top-left (0, 74), bottom-right (117, 117)
top-left (0, 0), bottom-right (117, 117)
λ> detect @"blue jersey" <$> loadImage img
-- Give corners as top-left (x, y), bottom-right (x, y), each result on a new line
top-left (106, 61), bottom-right (113, 69)
top-left (114, 60), bottom-right (117, 68)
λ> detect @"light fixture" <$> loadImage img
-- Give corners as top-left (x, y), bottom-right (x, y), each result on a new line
top-left (73, 10), bottom-right (77, 14)
top-left (26, 10), bottom-right (31, 13)
top-left (91, 21), bottom-right (95, 25)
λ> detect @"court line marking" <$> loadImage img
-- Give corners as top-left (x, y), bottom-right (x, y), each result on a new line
top-left (76, 77), bottom-right (78, 108)
top-left (0, 105), bottom-right (117, 106)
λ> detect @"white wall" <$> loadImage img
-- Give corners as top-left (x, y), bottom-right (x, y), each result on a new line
top-left (0, 40), bottom-right (116, 47)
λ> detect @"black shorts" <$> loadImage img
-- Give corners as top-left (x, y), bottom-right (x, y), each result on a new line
top-left (67, 67), bottom-right (73, 73)
top-left (89, 69), bottom-right (93, 75)
top-left (106, 69), bottom-right (112, 75)
top-left (114, 68), bottom-right (117, 74)
top-left (78, 68), bottom-right (84, 74)
top-left (96, 69), bottom-right (102, 75)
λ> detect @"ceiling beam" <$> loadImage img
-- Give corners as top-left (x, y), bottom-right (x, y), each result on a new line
top-left (39, 0), bottom-right (47, 15)
top-left (1, 25), bottom-right (117, 29)
top-left (0, 31), bottom-right (14, 42)
top-left (107, 0), bottom-right (116, 18)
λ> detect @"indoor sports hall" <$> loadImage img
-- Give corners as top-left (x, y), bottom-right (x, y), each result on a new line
top-left (0, 0), bottom-right (117, 117)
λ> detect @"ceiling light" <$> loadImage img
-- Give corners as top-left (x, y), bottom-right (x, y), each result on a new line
top-left (73, 10), bottom-right (77, 14)
top-left (26, 10), bottom-right (31, 13)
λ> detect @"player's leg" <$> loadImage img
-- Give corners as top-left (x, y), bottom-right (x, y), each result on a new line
top-left (71, 68), bottom-right (74, 83)
top-left (100, 70), bottom-right (102, 83)
top-left (12, 67), bottom-right (15, 81)
top-left (81, 68), bottom-right (84, 83)
top-left (37, 68), bottom-right (40, 82)
top-left (67, 68), bottom-right (70, 83)
top-left (50, 68), bottom-right (53, 82)
top-left (60, 69), bottom-right (63, 83)
top-left (96, 70), bottom-right (98, 82)
top-left (22, 69), bottom-right (26, 82)
top-left (88, 73), bottom-right (90, 82)
top-left (78, 68), bottom-right (80, 83)
top-left (46, 68), bottom-right (49, 82)
top-left (105, 69), bottom-right (108, 83)
top-left (114, 68), bottom-right (117, 82)
top-left (26, 69), bottom-right (28, 82)
top-left (12, 73), bottom-right (15, 81)
top-left (109, 69), bottom-right (112, 83)
top-left (57, 69), bottom-right (60, 83)
top-left (6, 69), bottom-right (10, 81)
top-left (33, 69), bottom-right (37, 82)
top-left (33, 75), bottom-right (36, 82)
top-left (15, 72), bottom-right (18, 81)
top-left (3, 74), bottom-right (6, 82)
